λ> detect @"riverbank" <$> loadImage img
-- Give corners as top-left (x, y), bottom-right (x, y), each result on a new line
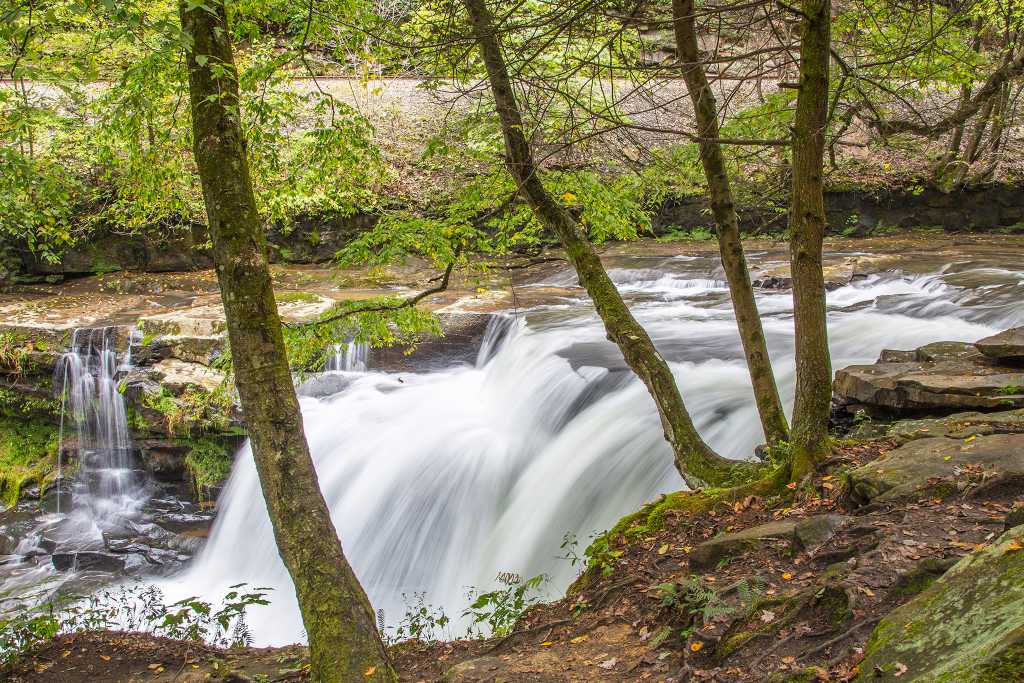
top-left (5, 420), bottom-right (1024, 681)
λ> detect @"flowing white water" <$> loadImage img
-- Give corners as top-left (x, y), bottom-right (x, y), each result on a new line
top-left (0, 328), bottom-right (151, 608)
top-left (325, 341), bottom-right (369, 372)
top-left (161, 260), bottom-right (1024, 645)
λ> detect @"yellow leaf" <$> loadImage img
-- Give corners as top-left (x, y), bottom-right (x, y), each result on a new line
top-left (364, 666), bottom-right (377, 677)
top-left (821, 475), bottom-right (833, 481)
top-left (562, 192), bottom-right (577, 203)
top-left (541, 641), bottom-right (555, 647)
top-left (781, 572), bottom-right (793, 581)
top-left (822, 482), bottom-right (834, 490)
top-left (965, 435), bottom-right (977, 442)
top-left (570, 635), bottom-right (588, 644)
top-left (658, 543), bottom-right (669, 555)
top-left (1006, 541), bottom-right (1023, 553)
top-left (682, 545), bottom-right (692, 553)
top-left (943, 456), bottom-right (953, 461)
top-left (690, 641), bottom-right (704, 652)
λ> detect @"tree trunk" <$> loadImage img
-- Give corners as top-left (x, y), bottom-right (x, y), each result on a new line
top-left (177, 3), bottom-right (395, 680)
top-left (672, 0), bottom-right (789, 446)
top-left (461, 0), bottom-right (736, 488)
top-left (788, 0), bottom-right (832, 479)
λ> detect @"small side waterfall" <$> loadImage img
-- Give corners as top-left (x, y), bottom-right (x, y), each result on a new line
top-left (54, 327), bottom-right (147, 527)
top-left (325, 342), bottom-right (369, 372)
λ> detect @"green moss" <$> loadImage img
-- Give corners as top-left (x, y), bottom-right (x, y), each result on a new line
top-left (142, 384), bottom-right (236, 436)
top-left (276, 290), bottom-right (320, 304)
top-left (0, 416), bottom-right (59, 508)
top-left (890, 558), bottom-right (955, 598)
top-left (816, 584), bottom-right (852, 626)
top-left (0, 386), bottom-right (61, 420)
top-left (857, 527), bottom-right (1024, 681)
top-left (183, 438), bottom-right (233, 499)
top-left (568, 491), bottom-right (720, 593)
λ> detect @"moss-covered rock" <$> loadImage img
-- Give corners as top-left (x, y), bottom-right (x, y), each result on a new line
top-left (888, 408), bottom-right (1024, 444)
top-left (856, 525), bottom-right (1024, 682)
top-left (847, 433), bottom-right (1024, 505)
top-left (0, 416), bottom-right (59, 508)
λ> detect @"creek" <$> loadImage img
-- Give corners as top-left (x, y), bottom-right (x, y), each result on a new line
top-left (2, 248), bottom-right (1023, 646)
top-left (159, 251), bottom-right (1024, 645)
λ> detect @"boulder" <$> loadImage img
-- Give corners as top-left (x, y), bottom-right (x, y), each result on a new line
top-left (888, 408), bottom-right (1024, 443)
top-left (847, 433), bottom-right (1024, 505)
top-left (856, 525), bottom-right (1024, 681)
top-left (689, 520), bottom-right (798, 571)
top-left (52, 551), bottom-right (126, 573)
top-left (913, 341), bottom-right (983, 363)
top-left (975, 326), bottom-right (1024, 363)
top-left (833, 351), bottom-right (1024, 418)
top-left (793, 514), bottom-right (851, 551)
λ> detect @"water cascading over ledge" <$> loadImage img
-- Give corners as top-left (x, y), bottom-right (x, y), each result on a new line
top-left (54, 327), bottom-right (148, 530)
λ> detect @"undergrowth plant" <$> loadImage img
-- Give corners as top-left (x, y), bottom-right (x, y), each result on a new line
top-left (463, 572), bottom-right (547, 637)
top-left (0, 583), bottom-right (271, 665)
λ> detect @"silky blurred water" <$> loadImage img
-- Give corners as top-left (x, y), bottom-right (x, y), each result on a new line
top-left (159, 255), bottom-right (1024, 645)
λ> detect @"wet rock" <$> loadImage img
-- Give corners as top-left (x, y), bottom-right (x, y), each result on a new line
top-left (847, 433), bottom-right (1024, 505)
top-left (793, 514), bottom-right (851, 551)
top-left (913, 341), bottom-right (982, 363)
top-left (297, 373), bottom-right (355, 398)
top-left (52, 551), bottom-right (126, 573)
top-left (975, 326), bottom-right (1024, 363)
top-left (856, 525), bottom-right (1024, 682)
top-left (139, 440), bottom-right (191, 481)
top-left (833, 349), bottom-right (1024, 418)
top-left (689, 520), bottom-right (798, 571)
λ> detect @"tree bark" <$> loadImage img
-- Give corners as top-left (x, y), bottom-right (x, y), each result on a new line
top-left (672, 0), bottom-right (789, 446)
top-left (461, 0), bottom-right (736, 488)
top-left (788, 0), bottom-right (832, 479)
top-left (178, 2), bottom-right (395, 680)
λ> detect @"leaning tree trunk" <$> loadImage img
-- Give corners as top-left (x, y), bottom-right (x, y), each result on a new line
top-left (462, 0), bottom-right (736, 488)
top-left (178, 3), bottom-right (395, 680)
top-left (788, 0), bottom-right (832, 480)
top-left (672, 0), bottom-right (789, 446)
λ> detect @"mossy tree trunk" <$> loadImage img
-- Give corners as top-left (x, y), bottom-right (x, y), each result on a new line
top-left (178, 2), bottom-right (395, 680)
top-left (462, 0), bottom-right (736, 488)
top-left (672, 0), bottom-right (789, 446)
top-left (788, 0), bottom-right (833, 479)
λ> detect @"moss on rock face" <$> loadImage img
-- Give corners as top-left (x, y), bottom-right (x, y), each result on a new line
top-left (183, 437), bottom-right (233, 500)
top-left (568, 491), bottom-right (720, 593)
top-left (0, 416), bottom-right (58, 508)
top-left (857, 525), bottom-right (1024, 682)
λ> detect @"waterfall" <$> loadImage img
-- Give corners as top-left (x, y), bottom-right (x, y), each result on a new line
top-left (325, 342), bottom-right (369, 372)
top-left (159, 261), bottom-right (1024, 646)
top-left (55, 327), bottom-right (145, 526)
